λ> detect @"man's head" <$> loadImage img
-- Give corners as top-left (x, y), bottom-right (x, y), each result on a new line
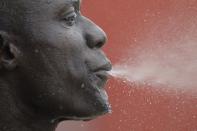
top-left (0, 0), bottom-right (111, 122)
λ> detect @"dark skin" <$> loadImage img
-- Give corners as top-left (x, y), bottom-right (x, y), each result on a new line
top-left (0, 0), bottom-right (112, 131)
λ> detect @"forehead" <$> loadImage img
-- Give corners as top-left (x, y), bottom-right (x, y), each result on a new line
top-left (42, 0), bottom-right (81, 6)
top-left (53, 0), bottom-right (80, 4)
top-left (23, 0), bottom-right (81, 15)
top-left (25, 0), bottom-right (80, 9)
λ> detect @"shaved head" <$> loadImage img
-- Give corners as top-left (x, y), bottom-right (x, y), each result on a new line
top-left (0, 0), bottom-right (111, 130)
top-left (0, 0), bottom-right (41, 31)
top-left (0, 0), bottom-right (35, 33)
top-left (0, 0), bottom-right (81, 33)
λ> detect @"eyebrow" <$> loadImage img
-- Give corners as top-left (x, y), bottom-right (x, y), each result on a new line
top-left (61, 0), bottom-right (81, 11)
top-left (72, 0), bottom-right (81, 11)
top-left (56, 0), bottom-right (80, 17)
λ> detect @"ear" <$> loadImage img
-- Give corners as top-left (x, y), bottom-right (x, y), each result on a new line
top-left (0, 31), bottom-right (19, 70)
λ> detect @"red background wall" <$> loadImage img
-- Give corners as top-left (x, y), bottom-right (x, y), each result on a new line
top-left (57, 0), bottom-right (197, 131)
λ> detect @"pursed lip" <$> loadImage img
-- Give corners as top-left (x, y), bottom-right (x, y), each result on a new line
top-left (95, 70), bottom-right (109, 81)
top-left (93, 70), bottom-right (110, 88)
top-left (87, 62), bottom-right (112, 88)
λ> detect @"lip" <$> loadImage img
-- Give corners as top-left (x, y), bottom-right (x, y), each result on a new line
top-left (94, 70), bottom-right (110, 88)
top-left (95, 70), bottom-right (109, 80)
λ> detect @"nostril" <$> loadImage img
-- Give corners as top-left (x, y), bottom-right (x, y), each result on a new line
top-left (95, 33), bottom-right (107, 49)
top-left (85, 32), bottom-right (107, 49)
top-left (95, 41), bottom-right (105, 48)
top-left (86, 38), bottom-right (105, 49)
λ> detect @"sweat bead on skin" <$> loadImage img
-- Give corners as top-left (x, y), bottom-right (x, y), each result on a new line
top-left (0, 0), bottom-right (112, 131)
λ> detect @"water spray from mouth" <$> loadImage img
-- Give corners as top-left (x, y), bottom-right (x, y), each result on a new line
top-left (108, 36), bottom-right (197, 92)
top-left (106, 5), bottom-right (197, 94)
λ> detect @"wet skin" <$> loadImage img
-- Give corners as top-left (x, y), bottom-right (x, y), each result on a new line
top-left (0, 0), bottom-right (112, 127)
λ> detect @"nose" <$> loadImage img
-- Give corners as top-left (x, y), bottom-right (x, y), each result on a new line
top-left (82, 17), bottom-right (112, 71)
top-left (82, 17), bottom-right (107, 49)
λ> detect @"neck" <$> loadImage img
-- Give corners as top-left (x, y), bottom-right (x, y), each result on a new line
top-left (0, 81), bottom-right (58, 131)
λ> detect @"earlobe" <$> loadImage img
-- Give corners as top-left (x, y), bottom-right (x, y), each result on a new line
top-left (0, 31), bottom-right (19, 70)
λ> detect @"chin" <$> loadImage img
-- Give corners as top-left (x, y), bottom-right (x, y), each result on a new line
top-left (53, 93), bottom-right (111, 123)
top-left (82, 73), bottom-right (111, 118)
top-left (59, 106), bottom-right (111, 122)
top-left (56, 86), bottom-right (111, 122)
top-left (73, 88), bottom-right (111, 120)
top-left (53, 71), bottom-right (111, 122)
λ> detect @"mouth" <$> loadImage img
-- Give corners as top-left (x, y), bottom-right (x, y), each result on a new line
top-left (87, 70), bottom-right (110, 106)
top-left (93, 70), bottom-right (110, 88)
top-left (55, 69), bottom-right (111, 121)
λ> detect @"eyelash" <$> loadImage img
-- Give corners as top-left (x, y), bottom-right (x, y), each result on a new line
top-left (63, 12), bottom-right (77, 26)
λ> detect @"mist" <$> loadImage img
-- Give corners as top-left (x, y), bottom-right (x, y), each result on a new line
top-left (110, 13), bottom-right (197, 91)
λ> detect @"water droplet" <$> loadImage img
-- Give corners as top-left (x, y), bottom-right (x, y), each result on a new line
top-left (81, 83), bottom-right (85, 88)
top-left (34, 49), bottom-right (39, 53)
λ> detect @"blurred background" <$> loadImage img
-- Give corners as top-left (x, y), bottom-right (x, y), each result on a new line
top-left (57, 0), bottom-right (197, 131)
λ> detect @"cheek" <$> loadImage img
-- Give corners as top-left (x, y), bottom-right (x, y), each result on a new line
top-left (20, 23), bottom-right (89, 87)
top-left (40, 36), bottom-right (88, 85)
top-left (45, 26), bottom-right (89, 77)
top-left (22, 21), bottom-right (91, 88)
top-left (36, 22), bottom-right (85, 48)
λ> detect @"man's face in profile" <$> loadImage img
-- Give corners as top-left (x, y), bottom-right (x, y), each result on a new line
top-left (12, 0), bottom-right (111, 121)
